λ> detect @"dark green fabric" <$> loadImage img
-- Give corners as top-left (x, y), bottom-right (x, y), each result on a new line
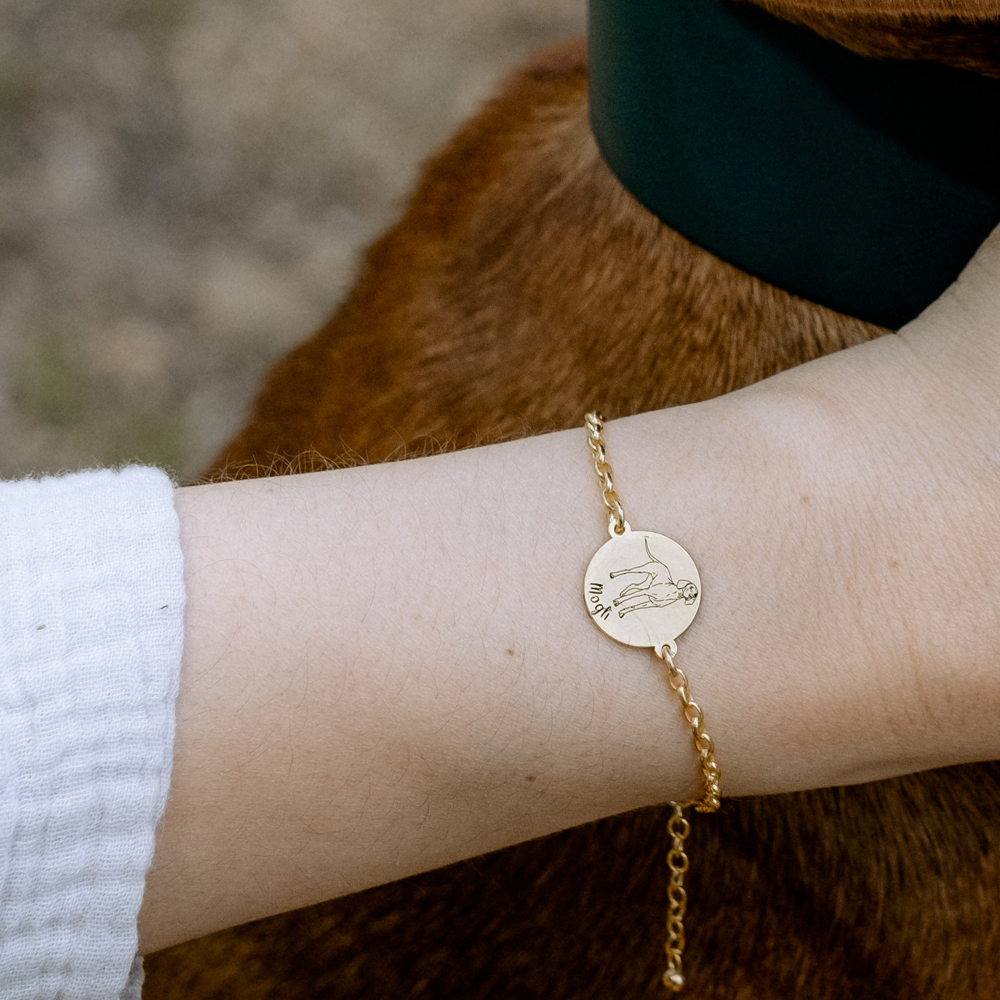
top-left (588, 0), bottom-right (1000, 329)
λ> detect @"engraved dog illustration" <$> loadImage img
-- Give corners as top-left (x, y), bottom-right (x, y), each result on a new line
top-left (609, 538), bottom-right (698, 617)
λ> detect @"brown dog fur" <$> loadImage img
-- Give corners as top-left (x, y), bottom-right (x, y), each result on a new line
top-left (145, 11), bottom-right (1000, 1000)
top-left (751, 0), bottom-right (1000, 75)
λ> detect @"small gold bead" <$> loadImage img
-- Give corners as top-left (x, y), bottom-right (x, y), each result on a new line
top-left (663, 969), bottom-right (685, 991)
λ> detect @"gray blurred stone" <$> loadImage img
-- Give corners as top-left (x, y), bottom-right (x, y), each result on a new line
top-left (0, 0), bottom-right (585, 480)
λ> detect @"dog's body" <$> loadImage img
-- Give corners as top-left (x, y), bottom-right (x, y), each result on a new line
top-left (145, 9), bottom-right (1000, 998)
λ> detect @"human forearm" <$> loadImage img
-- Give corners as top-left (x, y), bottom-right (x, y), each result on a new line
top-left (141, 418), bottom-right (715, 951)
top-left (139, 237), bottom-right (1000, 951)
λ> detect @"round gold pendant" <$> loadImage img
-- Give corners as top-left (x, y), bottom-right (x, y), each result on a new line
top-left (584, 522), bottom-right (701, 653)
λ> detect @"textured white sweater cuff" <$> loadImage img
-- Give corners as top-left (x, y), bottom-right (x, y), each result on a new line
top-left (0, 468), bottom-right (184, 1000)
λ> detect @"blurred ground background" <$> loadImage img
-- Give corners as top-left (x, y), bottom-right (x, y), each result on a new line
top-left (0, 0), bottom-right (584, 482)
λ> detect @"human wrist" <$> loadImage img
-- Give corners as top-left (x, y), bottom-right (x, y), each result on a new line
top-left (683, 331), bottom-right (1000, 792)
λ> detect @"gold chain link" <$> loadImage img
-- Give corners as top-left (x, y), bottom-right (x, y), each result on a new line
top-left (658, 644), bottom-right (722, 815)
top-left (584, 411), bottom-right (721, 994)
top-left (585, 411), bottom-right (626, 534)
top-left (663, 804), bottom-right (690, 991)
top-left (657, 645), bottom-right (721, 993)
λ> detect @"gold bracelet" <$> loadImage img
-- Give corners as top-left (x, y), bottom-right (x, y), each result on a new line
top-left (583, 412), bottom-right (720, 993)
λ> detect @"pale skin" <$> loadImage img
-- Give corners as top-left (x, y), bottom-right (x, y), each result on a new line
top-left (139, 226), bottom-right (1000, 954)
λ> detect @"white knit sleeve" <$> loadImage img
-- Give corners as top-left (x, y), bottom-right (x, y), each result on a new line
top-left (0, 468), bottom-right (184, 1000)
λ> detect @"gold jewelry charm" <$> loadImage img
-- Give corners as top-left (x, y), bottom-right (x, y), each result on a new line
top-left (584, 524), bottom-right (701, 655)
top-left (583, 412), bottom-right (720, 993)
